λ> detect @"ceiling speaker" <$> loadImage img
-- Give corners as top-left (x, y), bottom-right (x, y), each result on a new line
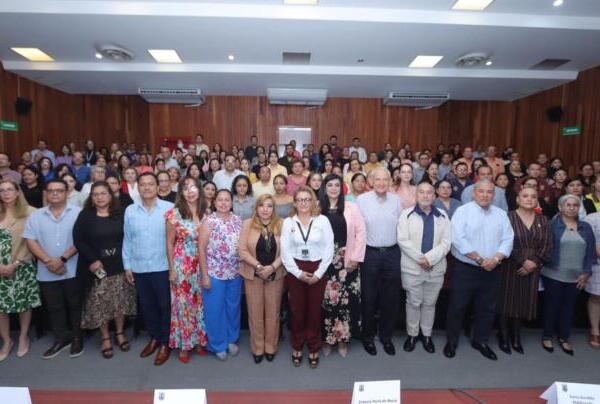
top-left (546, 106), bottom-right (563, 122)
top-left (15, 97), bottom-right (32, 115)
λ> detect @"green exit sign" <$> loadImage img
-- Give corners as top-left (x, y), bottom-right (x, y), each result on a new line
top-left (562, 126), bottom-right (581, 136)
top-left (0, 120), bottom-right (18, 132)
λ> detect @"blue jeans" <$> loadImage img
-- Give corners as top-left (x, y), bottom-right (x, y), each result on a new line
top-left (203, 276), bottom-right (242, 353)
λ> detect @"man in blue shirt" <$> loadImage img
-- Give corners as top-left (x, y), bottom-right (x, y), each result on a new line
top-left (444, 179), bottom-right (514, 361)
top-left (24, 179), bottom-right (82, 360)
top-left (71, 151), bottom-right (91, 185)
top-left (123, 172), bottom-right (174, 365)
top-left (448, 162), bottom-right (472, 200)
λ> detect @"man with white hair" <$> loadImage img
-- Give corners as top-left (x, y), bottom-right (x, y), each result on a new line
top-left (397, 182), bottom-right (451, 354)
top-left (356, 167), bottom-right (403, 356)
top-left (444, 179), bottom-right (514, 361)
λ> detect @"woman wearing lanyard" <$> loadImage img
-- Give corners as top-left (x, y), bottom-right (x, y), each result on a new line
top-left (281, 186), bottom-right (334, 368)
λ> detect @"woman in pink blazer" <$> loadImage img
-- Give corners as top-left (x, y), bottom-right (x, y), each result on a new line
top-left (318, 174), bottom-right (367, 357)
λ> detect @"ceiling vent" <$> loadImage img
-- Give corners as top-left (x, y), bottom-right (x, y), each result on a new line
top-left (267, 88), bottom-right (327, 106)
top-left (383, 92), bottom-right (450, 108)
top-left (96, 45), bottom-right (134, 62)
top-left (138, 88), bottom-right (204, 104)
top-left (529, 58), bottom-right (570, 70)
top-left (455, 52), bottom-right (490, 67)
top-left (282, 52), bottom-right (311, 65)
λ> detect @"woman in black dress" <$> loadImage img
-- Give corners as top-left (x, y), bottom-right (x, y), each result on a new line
top-left (73, 181), bottom-right (136, 359)
top-left (496, 186), bottom-right (551, 354)
top-left (20, 166), bottom-right (44, 208)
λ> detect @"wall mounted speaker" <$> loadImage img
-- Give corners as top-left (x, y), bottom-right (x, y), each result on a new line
top-left (546, 105), bottom-right (563, 122)
top-left (15, 97), bottom-right (33, 115)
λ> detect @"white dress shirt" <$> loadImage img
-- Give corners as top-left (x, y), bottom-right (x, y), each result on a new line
top-left (280, 214), bottom-right (334, 279)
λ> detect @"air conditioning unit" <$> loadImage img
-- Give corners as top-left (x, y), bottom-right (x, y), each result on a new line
top-left (383, 92), bottom-right (450, 108)
top-left (138, 88), bottom-right (204, 104)
top-left (267, 88), bottom-right (327, 106)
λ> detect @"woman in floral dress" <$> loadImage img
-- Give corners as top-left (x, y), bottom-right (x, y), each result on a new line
top-left (318, 174), bottom-right (366, 357)
top-left (198, 189), bottom-right (243, 360)
top-left (166, 176), bottom-right (209, 363)
top-left (0, 180), bottom-right (40, 361)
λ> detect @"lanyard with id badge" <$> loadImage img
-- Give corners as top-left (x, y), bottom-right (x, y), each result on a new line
top-left (296, 219), bottom-right (313, 259)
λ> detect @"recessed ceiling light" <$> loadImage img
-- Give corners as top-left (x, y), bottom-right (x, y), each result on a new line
top-left (553, 0), bottom-right (563, 7)
top-left (10, 47), bottom-right (54, 62)
top-left (95, 52), bottom-right (103, 59)
top-left (409, 55), bottom-right (443, 68)
top-left (148, 49), bottom-right (182, 63)
top-left (485, 60), bottom-right (493, 66)
top-left (452, 0), bottom-right (495, 11)
top-left (228, 54), bottom-right (235, 61)
top-left (283, 0), bottom-right (318, 5)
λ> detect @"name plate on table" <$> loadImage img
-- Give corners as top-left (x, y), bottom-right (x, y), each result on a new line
top-left (351, 380), bottom-right (401, 404)
top-left (154, 389), bottom-right (207, 404)
top-left (541, 382), bottom-right (600, 404)
top-left (0, 387), bottom-right (32, 404)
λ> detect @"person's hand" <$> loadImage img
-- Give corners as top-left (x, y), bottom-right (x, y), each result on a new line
top-left (300, 271), bottom-right (313, 283)
top-left (522, 259), bottom-right (537, 271)
top-left (260, 265), bottom-right (275, 279)
top-left (0, 263), bottom-right (16, 278)
top-left (346, 261), bottom-right (359, 273)
top-left (125, 270), bottom-right (135, 285)
top-left (202, 276), bottom-right (211, 290)
top-left (465, 252), bottom-right (480, 262)
top-left (46, 257), bottom-right (64, 273)
top-left (480, 259), bottom-right (497, 272)
top-left (307, 274), bottom-right (320, 285)
top-left (418, 256), bottom-right (431, 270)
top-left (576, 273), bottom-right (591, 290)
top-left (89, 260), bottom-right (103, 273)
top-left (516, 267), bottom-right (529, 276)
top-left (169, 270), bottom-right (177, 284)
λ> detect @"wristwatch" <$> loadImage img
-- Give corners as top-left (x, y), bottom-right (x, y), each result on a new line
top-left (60, 256), bottom-right (68, 263)
top-left (475, 257), bottom-right (484, 266)
top-left (255, 263), bottom-right (263, 273)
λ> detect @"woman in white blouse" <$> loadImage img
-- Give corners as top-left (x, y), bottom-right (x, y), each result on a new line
top-left (280, 186), bottom-right (334, 369)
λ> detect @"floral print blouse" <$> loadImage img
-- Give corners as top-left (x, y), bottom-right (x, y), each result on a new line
top-left (204, 212), bottom-right (242, 280)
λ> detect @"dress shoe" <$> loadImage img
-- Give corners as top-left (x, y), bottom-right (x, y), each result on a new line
top-left (443, 342), bottom-right (456, 358)
top-left (541, 339), bottom-right (554, 353)
top-left (403, 336), bottom-right (417, 352)
top-left (382, 340), bottom-right (396, 356)
top-left (0, 340), bottom-right (14, 362)
top-left (70, 337), bottom-right (84, 358)
top-left (510, 335), bottom-right (524, 354)
top-left (227, 343), bottom-right (239, 357)
top-left (362, 340), bottom-right (377, 356)
top-left (558, 339), bottom-right (574, 356)
top-left (154, 346), bottom-right (171, 366)
top-left (265, 353), bottom-right (275, 362)
top-left (471, 342), bottom-right (497, 361)
top-left (42, 340), bottom-right (70, 360)
top-left (16, 337), bottom-right (30, 358)
top-left (178, 351), bottom-right (190, 364)
top-left (140, 339), bottom-right (159, 358)
top-left (497, 333), bottom-right (511, 355)
top-left (421, 336), bottom-right (435, 354)
top-left (253, 354), bottom-right (264, 364)
top-left (215, 351), bottom-right (228, 361)
top-left (338, 342), bottom-right (348, 358)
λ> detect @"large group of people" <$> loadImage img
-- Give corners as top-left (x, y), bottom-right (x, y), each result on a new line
top-left (0, 134), bottom-right (599, 368)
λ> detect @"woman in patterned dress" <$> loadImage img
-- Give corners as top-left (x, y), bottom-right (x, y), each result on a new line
top-left (318, 174), bottom-right (366, 357)
top-left (584, 211), bottom-right (600, 348)
top-left (0, 180), bottom-right (40, 361)
top-left (166, 176), bottom-right (209, 363)
top-left (198, 189), bottom-right (243, 360)
top-left (496, 186), bottom-right (551, 355)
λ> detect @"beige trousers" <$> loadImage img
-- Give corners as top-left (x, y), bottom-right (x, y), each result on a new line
top-left (401, 271), bottom-right (444, 337)
top-left (244, 276), bottom-right (285, 355)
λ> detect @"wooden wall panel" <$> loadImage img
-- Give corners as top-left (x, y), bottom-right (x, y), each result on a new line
top-left (2, 61), bottom-right (600, 170)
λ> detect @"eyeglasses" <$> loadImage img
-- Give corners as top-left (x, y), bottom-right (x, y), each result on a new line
top-left (183, 185), bottom-right (198, 192)
top-left (295, 198), bottom-right (312, 204)
top-left (47, 189), bottom-right (66, 194)
top-left (0, 188), bottom-right (17, 194)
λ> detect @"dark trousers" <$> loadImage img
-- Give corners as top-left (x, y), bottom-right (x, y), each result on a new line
top-left (134, 271), bottom-right (171, 346)
top-left (286, 260), bottom-right (327, 354)
top-left (446, 260), bottom-right (501, 345)
top-left (39, 278), bottom-right (82, 343)
top-left (360, 245), bottom-right (402, 342)
top-left (542, 275), bottom-right (580, 341)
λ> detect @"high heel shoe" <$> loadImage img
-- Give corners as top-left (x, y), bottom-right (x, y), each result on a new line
top-left (178, 351), bottom-right (190, 364)
top-left (558, 339), bottom-right (574, 356)
top-left (497, 333), bottom-right (511, 355)
top-left (541, 338), bottom-right (554, 353)
top-left (510, 334), bottom-right (524, 354)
